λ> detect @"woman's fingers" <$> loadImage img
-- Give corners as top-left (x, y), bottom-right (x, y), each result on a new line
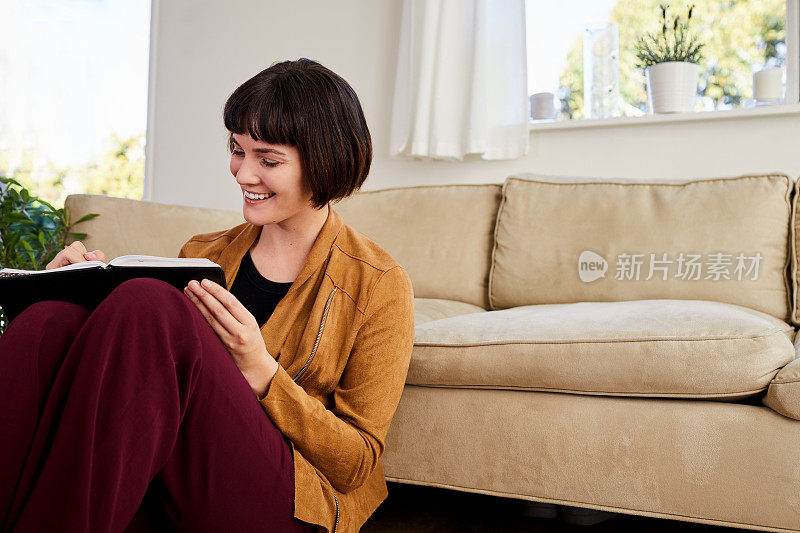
top-left (45, 241), bottom-right (86, 270)
top-left (45, 242), bottom-right (108, 270)
top-left (45, 253), bottom-right (62, 269)
top-left (61, 246), bottom-right (88, 265)
top-left (46, 243), bottom-right (88, 269)
top-left (83, 249), bottom-right (106, 262)
top-left (197, 279), bottom-right (255, 325)
top-left (46, 248), bottom-right (68, 269)
top-left (184, 288), bottom-right (226, 337)
top-left (184, 280), bottom-right (241, 336)
top-left (69, 241), bottom-right (88, 255)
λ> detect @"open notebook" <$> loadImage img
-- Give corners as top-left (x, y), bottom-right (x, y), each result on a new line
top-left (0, 255), bottom-right (226, 324)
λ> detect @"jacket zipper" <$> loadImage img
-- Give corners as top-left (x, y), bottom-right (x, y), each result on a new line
top-left (289, 286), bottom-right (339, 531)
top-left (293, 287), bottom-right (337, 382)
top-left (332, 492), bottom-right (339, 533)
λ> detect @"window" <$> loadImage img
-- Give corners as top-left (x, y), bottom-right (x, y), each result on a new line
top-left (0, 0), bottom-right (151, 205)
top-left (526, 0), bottom-right (798, 122)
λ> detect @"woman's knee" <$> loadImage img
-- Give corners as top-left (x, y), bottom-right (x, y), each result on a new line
top-left (84, 278), bottom-right (205, 383)
top-left (0, 301), bottom-right (90, 370)
top-left (6, 300), bottom-right (90, 337)
top-left (102, 278), bottom-right (190, 319)
top-left (111, 277), bottom-right (180, 298)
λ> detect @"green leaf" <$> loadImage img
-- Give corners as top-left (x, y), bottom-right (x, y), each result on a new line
top-left (2, 171), bottom-right (101, 271)
top-left (74, 213), bottom-right (101, 224)
top-left (4, 212), bottom-right (30, 223)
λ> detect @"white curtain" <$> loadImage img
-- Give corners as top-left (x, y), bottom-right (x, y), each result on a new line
top-left (389, 0), bottom-right (529, 161)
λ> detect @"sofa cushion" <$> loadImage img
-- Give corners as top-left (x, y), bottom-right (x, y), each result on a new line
top-left (414, 298), bottom-right (487, 326)
top-left (65, 194), bottom-right (245, 259)
top-left (333, 184), bottom-right (502, 309)
top-left (408, 299), bottom-right (794, 399)
top-left (763, 357), bottom-right (800, 420)
top-left (489, 174), bottom-right (793, 322)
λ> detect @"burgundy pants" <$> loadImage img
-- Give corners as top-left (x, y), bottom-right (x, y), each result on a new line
top-left (0, 278), bottom-right (316, 533)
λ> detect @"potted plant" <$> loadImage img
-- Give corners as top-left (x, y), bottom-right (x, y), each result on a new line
top-left (634, 3), bottom-right (705, 113)
top-left (0, 175), bottom-right (99, 334)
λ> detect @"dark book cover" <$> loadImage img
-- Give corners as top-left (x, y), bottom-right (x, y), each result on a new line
top-left (0, 262), bottom-right (226, 324)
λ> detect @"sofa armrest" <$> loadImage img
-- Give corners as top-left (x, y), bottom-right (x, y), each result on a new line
top-left (64, 194), bottom-right (243, 259)
top-left (763, 356), bottom-right (800, 420)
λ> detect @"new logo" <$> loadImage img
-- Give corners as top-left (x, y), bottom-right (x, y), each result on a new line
top-left (578, 250), bottom-right (608, 282)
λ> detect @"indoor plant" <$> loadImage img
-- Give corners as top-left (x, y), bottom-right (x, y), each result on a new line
top-left (634, 3), bottom-right (705, 113)
top-left (0, 175), bottom-right (99, 334)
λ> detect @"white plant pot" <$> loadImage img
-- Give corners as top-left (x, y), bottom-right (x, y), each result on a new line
top-left (646, 61), bottom-right (700, 113)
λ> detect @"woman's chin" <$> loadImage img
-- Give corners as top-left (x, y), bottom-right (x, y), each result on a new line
top-left (242, 210), bottom-right (271, 226)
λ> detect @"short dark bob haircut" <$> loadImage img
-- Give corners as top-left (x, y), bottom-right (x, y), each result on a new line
top-left (223, 58), bottom-right (372, 209)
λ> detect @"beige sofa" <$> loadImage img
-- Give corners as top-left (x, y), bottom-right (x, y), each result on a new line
top-left (65, 173), bottom-right (800, 533)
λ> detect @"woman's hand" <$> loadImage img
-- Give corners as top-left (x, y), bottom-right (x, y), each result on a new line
top-left (46, 241), bottom-right (107, 269)
top-left (184, 278), bottom-right (279, 398)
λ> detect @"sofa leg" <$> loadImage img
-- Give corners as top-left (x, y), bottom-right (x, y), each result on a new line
top-left (557, 505), bottom-right (617, 525)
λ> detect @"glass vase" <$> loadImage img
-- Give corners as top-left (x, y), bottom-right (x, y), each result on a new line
top-left (583, 21), bottom-right (620, 119)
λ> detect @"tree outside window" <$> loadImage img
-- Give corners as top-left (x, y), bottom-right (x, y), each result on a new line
top-left (0, 0), bottom-right (150, 205)
top-left (554, 0), bottom-right (787, 119)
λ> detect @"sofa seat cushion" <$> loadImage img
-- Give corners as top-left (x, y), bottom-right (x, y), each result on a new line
top-left (414, 298), bottom-right (487, 326)
top-left (408, 299), bottom-right (795, 399)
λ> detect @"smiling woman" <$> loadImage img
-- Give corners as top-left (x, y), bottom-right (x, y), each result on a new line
top-left (175, 59), bottom-right (414, 533)
top-left (223, 59), bottom-right (372, 211)
top-left (0, 59), bottom-right (416, 533)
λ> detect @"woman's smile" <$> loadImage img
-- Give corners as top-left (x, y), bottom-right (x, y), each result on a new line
top-left (243, 190), bottom-right (277, 204)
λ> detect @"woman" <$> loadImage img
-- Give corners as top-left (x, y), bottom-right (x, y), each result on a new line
top-left (0, 59), bottom-right (415, 533)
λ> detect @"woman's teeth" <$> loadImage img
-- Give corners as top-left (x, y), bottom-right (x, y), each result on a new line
top-left (244, 191), bottom-right (276, 200)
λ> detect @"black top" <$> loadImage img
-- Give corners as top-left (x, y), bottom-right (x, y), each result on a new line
top-left (230, 250), bottom-right (293, 328)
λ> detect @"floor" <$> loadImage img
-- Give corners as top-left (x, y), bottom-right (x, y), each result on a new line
top-left (361, 482), bottom-right (750, 532)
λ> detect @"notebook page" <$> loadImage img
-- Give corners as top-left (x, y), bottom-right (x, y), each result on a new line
top-left (0, 260), bottom-right (107, 277)
top-left (109, 255), bottom-right (220, 268)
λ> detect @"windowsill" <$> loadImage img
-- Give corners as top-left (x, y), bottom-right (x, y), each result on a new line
top-left (529, 102), bottom-right (800, 131)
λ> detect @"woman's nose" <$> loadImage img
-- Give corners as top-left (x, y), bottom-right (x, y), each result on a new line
top-left (234, 160), bottom-right (261, 184)
top-left (235, 170), bottom-right (254, 182)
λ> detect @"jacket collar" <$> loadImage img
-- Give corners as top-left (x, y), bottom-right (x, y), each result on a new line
top-left (214, 204), bottom-right (345, 355)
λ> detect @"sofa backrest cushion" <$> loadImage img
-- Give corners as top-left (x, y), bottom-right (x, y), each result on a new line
top-left (333, 184), bottom-right (502, 309)
top-left (64, 194), bottom-right (245, 259)
top-left (489, 174), bottom-right (794, 322)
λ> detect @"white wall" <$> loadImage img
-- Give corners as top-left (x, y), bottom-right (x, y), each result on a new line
top-left (146, 0), bottom-right (800, 211)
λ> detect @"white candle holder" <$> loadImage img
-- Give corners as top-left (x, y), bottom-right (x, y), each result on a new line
top-left (745, 66), bottom-right (785, 107)
top-left (530, 92), bottom-right (557, 121)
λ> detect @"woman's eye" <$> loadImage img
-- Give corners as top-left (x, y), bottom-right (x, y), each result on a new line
top-left (230, 150), bottom-right (277, 167)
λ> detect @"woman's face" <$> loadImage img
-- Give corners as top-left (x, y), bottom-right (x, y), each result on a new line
top-left (229, 132), bottom-right (315, 226)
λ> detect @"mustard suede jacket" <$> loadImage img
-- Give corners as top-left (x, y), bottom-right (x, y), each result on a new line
top-left (177, 205), bottom-right (415, 533)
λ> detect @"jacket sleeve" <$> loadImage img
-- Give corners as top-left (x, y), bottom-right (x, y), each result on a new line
top-left (257, 265), bottom-right (415, 494)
